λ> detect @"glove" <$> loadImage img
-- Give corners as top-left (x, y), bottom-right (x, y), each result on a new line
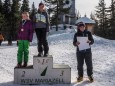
top-left (76, 41), bottom-right (80, 45)
top-left (87, 40), bottom-right (91, 43)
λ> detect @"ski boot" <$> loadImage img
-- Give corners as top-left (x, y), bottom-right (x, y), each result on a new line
top-left (88, 75), bottom-right (94, 82)
top-left (77, 76), bottom-right (83, 82)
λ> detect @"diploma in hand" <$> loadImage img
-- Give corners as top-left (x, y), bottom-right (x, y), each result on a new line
top-left (77, 37), bottom-right (90, 51)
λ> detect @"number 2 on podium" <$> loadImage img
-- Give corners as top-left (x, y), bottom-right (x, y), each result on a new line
top-left (21, 71), bottom-right (25, 77)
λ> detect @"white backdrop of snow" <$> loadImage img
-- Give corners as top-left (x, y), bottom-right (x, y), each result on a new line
top-left (0, 30), bottom-right (115, 86)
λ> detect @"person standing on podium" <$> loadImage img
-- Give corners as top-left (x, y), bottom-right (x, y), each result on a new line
top-left (33, 2), bottom-right (50, 57)
top-left (17, 12), bottom-right (33, 68)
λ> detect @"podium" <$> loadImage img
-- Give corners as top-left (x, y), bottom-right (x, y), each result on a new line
top-left (14, 55), bottom-right (71, 85)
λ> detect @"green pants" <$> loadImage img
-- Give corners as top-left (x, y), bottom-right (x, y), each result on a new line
top-left (17, 40), bottom-right (29, 64)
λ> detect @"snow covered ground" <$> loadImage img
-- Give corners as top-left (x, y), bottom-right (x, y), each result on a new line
top-left (0, 30), bottom-right (115, 86)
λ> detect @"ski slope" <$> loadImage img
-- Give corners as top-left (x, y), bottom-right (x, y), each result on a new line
top-left (0, 30), bottom-right (115, 86)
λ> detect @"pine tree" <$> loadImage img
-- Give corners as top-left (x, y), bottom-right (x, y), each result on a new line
top-left (21, 0), bottom-right (30, 12)
top-left (2, 0), bottom-right (12, 41)
top-left (109, 0), bottom-right (115, 39)
top-left (90, 12), bottom-right (99, 35)
top-left (44, 0), bottom-right (70, 31)
top-left (3, 0), bottom-right (11, 20)
top-left (0, 13), bottom-right (4, 31)
top-left (30, 2), bottom-right (37, 21)
top-left (0, 0), bottom-right (3, 14)
top-left (11, 0), bottom-right (21, 40)
top-left (0, 0), bottom-right (3, 31)
top-left (95, 0), bottom-right (109, 37)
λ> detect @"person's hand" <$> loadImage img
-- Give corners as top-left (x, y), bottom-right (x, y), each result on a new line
top-left (87, 40), bottom-right (91, 43)
top-left (76, 41), bottom-right (80, 45)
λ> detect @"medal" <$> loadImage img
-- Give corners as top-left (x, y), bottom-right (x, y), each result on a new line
top-left (21, 20), bottom-right (26, 32)
top-left (21, 28), bottom-right (24, 32)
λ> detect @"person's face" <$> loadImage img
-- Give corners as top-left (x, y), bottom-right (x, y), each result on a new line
top-left (79, 26), bottom-right (85, 32)
top-left (39, 4), bottom-right (44, 10)
top-left (22, 14), bottom-right (28, 20)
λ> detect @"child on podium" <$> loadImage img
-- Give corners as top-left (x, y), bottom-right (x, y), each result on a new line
top-left (17, 12), bottom-right (33, 68)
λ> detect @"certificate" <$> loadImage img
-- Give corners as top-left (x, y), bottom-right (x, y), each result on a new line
top-left (77, 37), bottom-right (90, 51)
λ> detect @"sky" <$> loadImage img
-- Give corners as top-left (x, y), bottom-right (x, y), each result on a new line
top-left (29, 0), bottom-right (111, 18)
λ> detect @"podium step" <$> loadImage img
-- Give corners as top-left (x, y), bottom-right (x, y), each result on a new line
top-left (14, 55), bottom-right (71, 85)
top-left (15, 65), bottom-right (33, 69)
top-left (53, 64), bottom-right (71, 69)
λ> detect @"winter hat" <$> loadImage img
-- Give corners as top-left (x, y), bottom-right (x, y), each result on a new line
top-left (39, 2), bottom-right (44, 6)
top-left (77, 22), bottom-right (85, 27)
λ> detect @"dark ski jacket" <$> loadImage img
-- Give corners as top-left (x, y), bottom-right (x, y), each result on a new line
top-left (17, 20), bottom-right (34, 42)
top-left (73, 29), bottom-right (94, 52)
